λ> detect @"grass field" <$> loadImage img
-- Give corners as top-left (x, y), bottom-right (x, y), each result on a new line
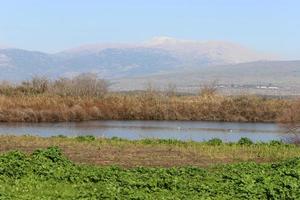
top-left (1, 135), bottom-right (300, 167)
top-left (1, 138), bottom-right (300, 199)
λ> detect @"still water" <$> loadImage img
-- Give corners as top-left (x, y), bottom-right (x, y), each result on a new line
top-left (0, 120), bottom-right (294, 142)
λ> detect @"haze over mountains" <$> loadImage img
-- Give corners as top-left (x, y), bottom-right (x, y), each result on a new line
top-left (1, 36), bottom-right (299, 95)
top-left (0, 37), bottom-right (276, 80)
top-left (112, 60), bottom-right (300, 95)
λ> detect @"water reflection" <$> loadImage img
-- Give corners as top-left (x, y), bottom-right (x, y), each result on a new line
top-left (0, 120), bottom-right (296, 142)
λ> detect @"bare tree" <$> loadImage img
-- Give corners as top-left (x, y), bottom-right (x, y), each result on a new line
top-left (51, 73), bottom-right (109, 97)
top-left (20, 76), bottom-right (49, 94)
top-left (164, 83), bottom-right (177, 97)
top-left (199, 80), bottom-right (218, 96)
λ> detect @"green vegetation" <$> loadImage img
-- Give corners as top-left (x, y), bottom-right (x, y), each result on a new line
top-left (0, 146), bottom-right (300, 199)
top-left (237, 137), bottom-right (254, 145)
top-left (206, 138), bottom-right (223, 145)
top-left (75, 135), bottom-right (96, 142)
top-left (1, 135), bottom-right (300, 168)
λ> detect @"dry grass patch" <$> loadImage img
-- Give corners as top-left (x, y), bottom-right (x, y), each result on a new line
top-left (1, 136), bottom-right (300, 167)
top-left (0, 93), bottom-right (290, 122)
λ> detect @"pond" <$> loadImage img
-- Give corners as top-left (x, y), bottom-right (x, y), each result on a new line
top-left (0, 120), bottom-right (296, 142)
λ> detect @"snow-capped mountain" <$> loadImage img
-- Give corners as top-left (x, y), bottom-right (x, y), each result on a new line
top-left (0, 37), bottom-right (277, 81)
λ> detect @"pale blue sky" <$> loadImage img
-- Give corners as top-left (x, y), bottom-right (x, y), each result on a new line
top-left (0, 0), bottom-right (299, 59)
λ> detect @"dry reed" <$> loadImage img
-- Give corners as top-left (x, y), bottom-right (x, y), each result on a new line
top-left (0, 75), bottom-right (296, 123)
top-left (0, 92), bottom-right (290, 123)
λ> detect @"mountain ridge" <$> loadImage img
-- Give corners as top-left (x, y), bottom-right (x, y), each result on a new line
top-left (0, 37), bottom-right (281, 81)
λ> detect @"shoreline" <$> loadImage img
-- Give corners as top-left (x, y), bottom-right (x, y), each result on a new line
top-left (0, 118), bottom-right (280, 124)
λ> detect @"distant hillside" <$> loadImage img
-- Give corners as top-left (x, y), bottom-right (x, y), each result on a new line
top-left (111, 60), bottom-right (300, 96)
top-left (0, 37), bottom-right (276, 81)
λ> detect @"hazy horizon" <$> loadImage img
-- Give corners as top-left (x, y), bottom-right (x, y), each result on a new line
top-left (0, 0), bottom-right (300, 59)
top-left (0, 36), bottom-right (281, 59)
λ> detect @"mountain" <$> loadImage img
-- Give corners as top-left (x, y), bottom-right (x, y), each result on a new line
top-left (143, 37), bottom-right (276, 65)
top-left (0, 37), bottom-right (276, 81)
top-left (56, 47), bottom-right (180, 78)
top-left (0, 48), bottom-right (59, 80)
top-left (111, 60), bottom-right (300, 95)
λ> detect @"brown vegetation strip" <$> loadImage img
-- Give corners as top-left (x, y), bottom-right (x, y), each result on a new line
top-left (1, 136), bottom-right (300, 168)
top-left (0, 75), bottom-right (299, 124)
top-left (0, 93), bottom-right (294, 123)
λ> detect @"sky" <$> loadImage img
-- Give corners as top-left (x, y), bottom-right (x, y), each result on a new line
top-left (0, 0), bottom-right (299, 59)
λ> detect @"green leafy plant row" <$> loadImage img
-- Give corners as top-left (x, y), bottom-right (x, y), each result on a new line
top-left (1, 146), bottom-right (300, 199)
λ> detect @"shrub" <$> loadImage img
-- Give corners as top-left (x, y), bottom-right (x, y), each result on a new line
top-left (237, 137), bottom-right (253, 145)
top-left (21, 76), bottom-right (49, 94)
top-left (157, 139), bottom-right (185, 145)
top-left (32, 146), bottom-right (67, 163)
top-left (75, 135), bottom-right (96, 142)
top-left (52, 134), bottom-right (68, 138)
top-left (140, 138), bottom-right (185, 145)
top-left (199, 81), bottom-right (218, 96)
top-left (110, 136), bottom-right (126, 141)
top-left (269, 140), bottom-right (284, 146)
top-left (51, 73), bottom-right (108, 97)
top-left (207, 138), bottom-right (223, 145)
top-left (140, 138), bottom-right (155, 144)
top-left (0, 73), bottom-right (109, 97)
top-left (0, 151), bottom-right (29, 178)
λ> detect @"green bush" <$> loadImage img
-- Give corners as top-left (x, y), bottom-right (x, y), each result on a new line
top-left (110, 136), bottom-right (127, 141)
top-left (269, 140), bottom-right (284, 146)
top-left (75, 135), bottom-right (96, 142)
top-left (52, 134), bottom-right (68, 138)
top-left (238, 137), bottom-right (254, 145)
top-left (140, 138), bottom-right (185, 145)
top-left (156, 139), bottom-right (185, 145)
top-left (207, 138), bottom-right (223, 145)
top-left (0, 151), bottom-right (29, 178)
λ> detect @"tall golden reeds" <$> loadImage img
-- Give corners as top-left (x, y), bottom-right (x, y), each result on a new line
top-left (0, 75), bottom-right (295, 123)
